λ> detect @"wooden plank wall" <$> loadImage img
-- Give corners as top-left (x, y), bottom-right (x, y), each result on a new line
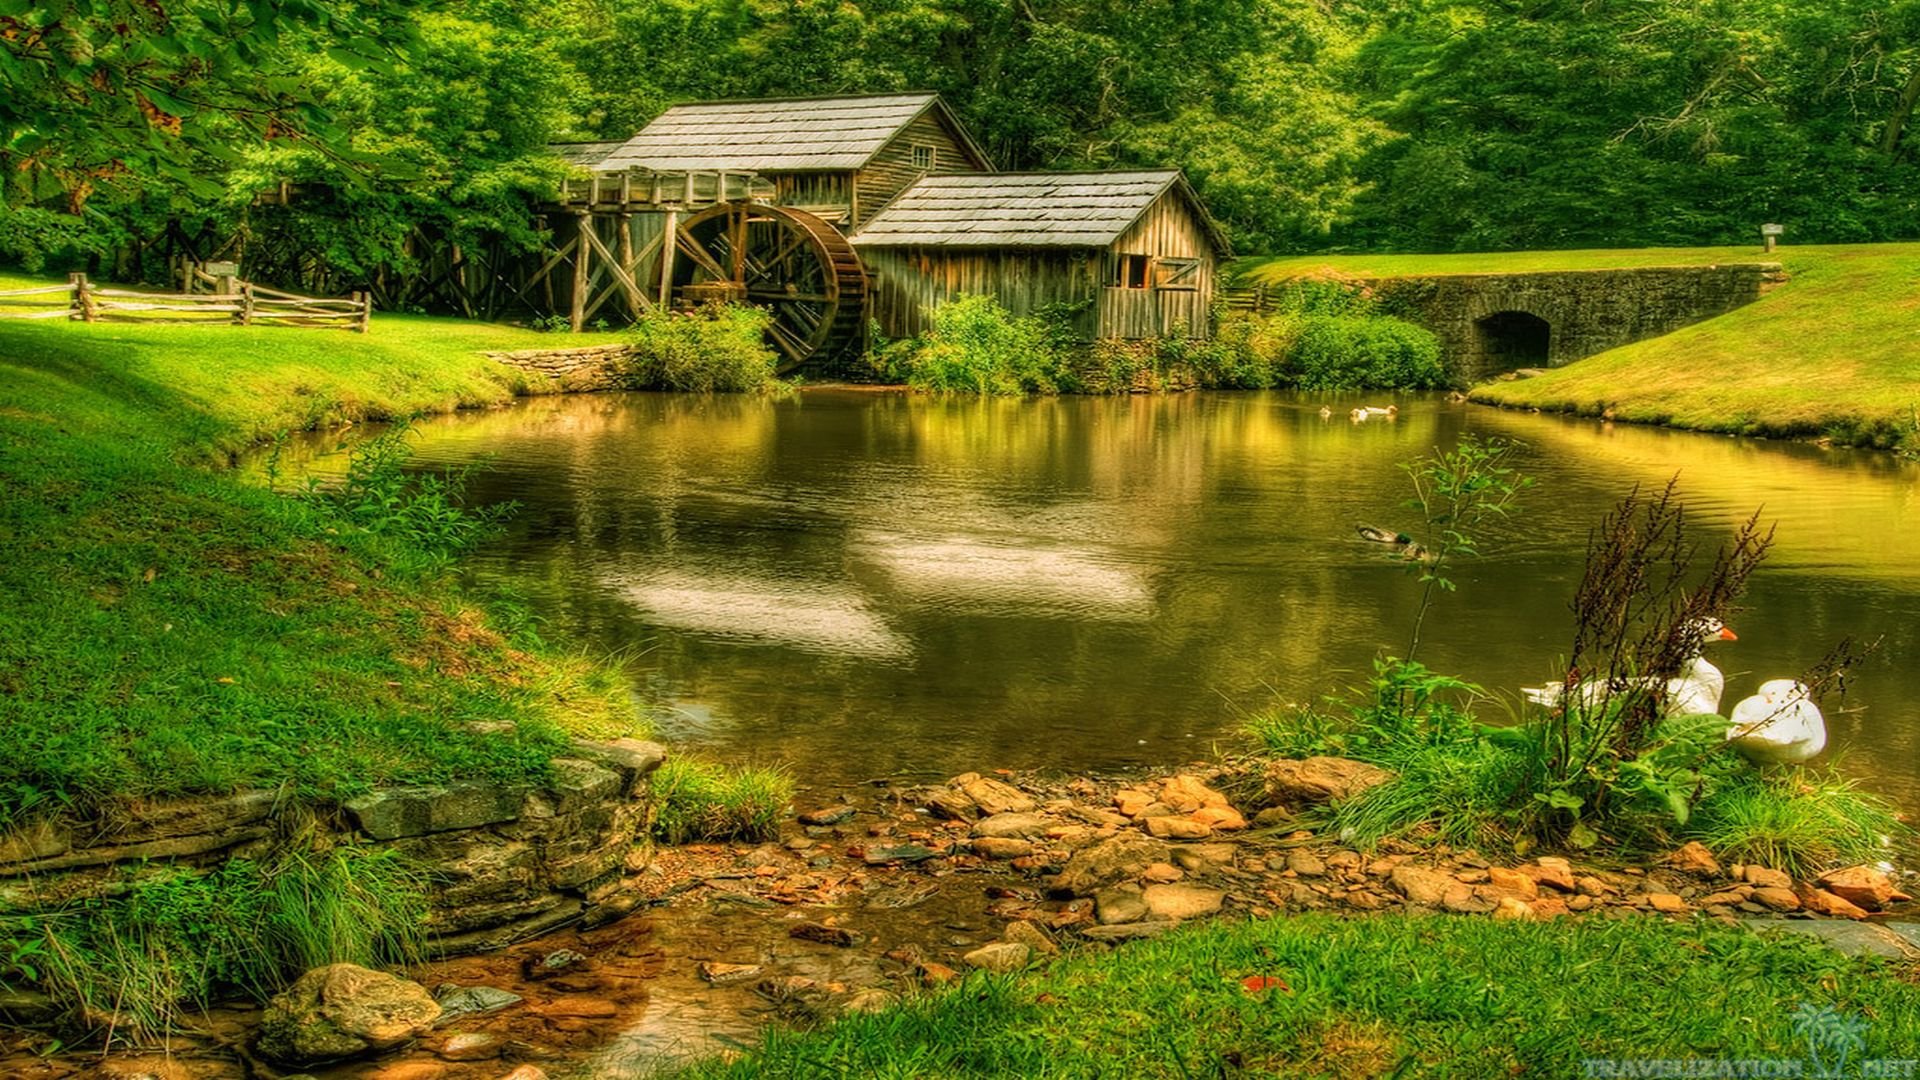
top-left (854, 113), bottom-right (988, 227)
top-left (861, 247), bottom-right (1102, 340)
top-left (773, 174), bottom-right (853, 221)
top-left (1097, 190), bottom-right (1216, 339)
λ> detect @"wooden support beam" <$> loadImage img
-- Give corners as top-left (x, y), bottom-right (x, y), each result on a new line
top-left (570, 213), bottom-right (591, 332)
top-left (659, 210), bottom-right (678, 308)
top-left (616, 213), bottom-right (641, 320)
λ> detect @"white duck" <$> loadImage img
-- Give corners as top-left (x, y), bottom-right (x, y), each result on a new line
top-left (1349, 405), bottom-right (1399, 421)
top-left (1522, 617), bottom-right (1737, 717)
top-left (1726, 679), bottom-right (1826, 764)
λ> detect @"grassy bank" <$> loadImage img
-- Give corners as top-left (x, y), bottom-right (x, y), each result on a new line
top-left (678, 912), bottom-right (1920, 1078)
top-left (1238, 244), bottom-right (1920, 449)
top-left (0, 277), bottom-right (643, 826)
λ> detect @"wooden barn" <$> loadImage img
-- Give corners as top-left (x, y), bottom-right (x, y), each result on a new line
top-left (531, 93), bottom-right (1229, 366)
top-left (850, 170), bottom-right (1229, 341)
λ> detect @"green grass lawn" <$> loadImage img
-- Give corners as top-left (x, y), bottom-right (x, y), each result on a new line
top-left (678, 913), bottom-right (1920, 1079)
top-left (0, 274), bottom-right (640, 825)
top-left (1235, 245), bottom-right (1920, 448)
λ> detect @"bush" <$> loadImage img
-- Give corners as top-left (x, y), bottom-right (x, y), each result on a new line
top-left (650, 757), bottom-right (794, 844)
top-left (619, 304), bottom-right (781, 392)
top-left (297, 421), bottom-right (516, 575)
top-left (1290, 314), bottom-right (1447, 390)
top-left (896, 294), bottom-right (1069, 395)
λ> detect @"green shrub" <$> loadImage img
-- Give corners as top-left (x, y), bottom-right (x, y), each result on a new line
top-left (650, 757), bottom-right (794, 844)
top-left (896, 295), bottom-right (1069, 395)
top-left (3, 842), bottom-right (424, 1039)
top-left (619, 304), bottom-right (781, 392)
top-left (1289, 314), bottom-right (1447, 390)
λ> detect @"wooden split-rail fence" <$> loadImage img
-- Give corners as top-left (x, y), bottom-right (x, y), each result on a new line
top-left (0, 271), bottom-right (371, 332)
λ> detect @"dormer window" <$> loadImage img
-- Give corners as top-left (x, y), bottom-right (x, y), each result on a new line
top-left (911, 145), bottom-right (936, 170)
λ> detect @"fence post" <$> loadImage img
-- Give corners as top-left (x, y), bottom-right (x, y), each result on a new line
top-left (238, 282), bottom-right (255, 326)
top-left (356, 290), bottom-right (372, 333)
top-left (69, 272), bottom-right (95, 322)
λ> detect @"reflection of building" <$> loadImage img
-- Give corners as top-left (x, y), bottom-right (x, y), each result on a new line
top-left (545, 93), bottom-right (1231, 364)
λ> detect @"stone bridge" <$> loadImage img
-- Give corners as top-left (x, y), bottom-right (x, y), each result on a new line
top-left (1240, 263), bottom-right (1786, 382)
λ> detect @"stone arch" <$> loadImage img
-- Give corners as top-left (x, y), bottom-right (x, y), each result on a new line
top-left (1474, 310), bottom-right (1552, 370)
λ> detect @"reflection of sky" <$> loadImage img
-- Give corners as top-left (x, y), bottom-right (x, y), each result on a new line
top-left (853, 531), bottom-right (1154, 621)
top-left (609, 572), bottom-right (911, 661)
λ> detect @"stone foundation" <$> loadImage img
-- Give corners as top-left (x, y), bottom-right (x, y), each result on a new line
top-left (0, 737), bottom-right (666, 958)
top-left (486, 344), bottom-right (636, 391)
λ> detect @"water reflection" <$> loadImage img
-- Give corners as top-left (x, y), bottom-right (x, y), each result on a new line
top-left (274, 390), bottom-right (1920, 815)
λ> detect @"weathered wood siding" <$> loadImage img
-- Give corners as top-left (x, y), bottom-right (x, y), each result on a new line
top-left (862, 247), bottom-right (1102, 340)
top-left (772, 173), bottom-right (854, 221)
top-left (854, 113), bottom-right (990, 227)
top-left (1097, 189), bottom-right (1216, 339)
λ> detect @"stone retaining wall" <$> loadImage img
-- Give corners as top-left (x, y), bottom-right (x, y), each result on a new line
top-left (486, 344), bottom-right (636, 391)
top-left (0, 737), bottom-right (666, 958)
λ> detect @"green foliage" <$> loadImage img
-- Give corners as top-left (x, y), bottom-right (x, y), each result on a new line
top-left (1290, 316), bottom-right (1446, 391)
top-left (650, 757), bottom-right (794, 845)
top-left (2, 842), bottom-right (424, 1039)
top-left (675, 912), bottom-right (1920, 1078)
top-left (895, 295), bottom-right (1068, 396)
top-left (1390, 435), bottom-right (1531, 661)
top-left (1687, 772), bottom-right (1904, 881)
top-left (619, 305), bottom-right (782, 393)
top-left (305, 422), bottom-right (517, 575)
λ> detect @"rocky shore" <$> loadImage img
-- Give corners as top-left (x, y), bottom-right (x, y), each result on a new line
top-left (7, 757), bottom-right (1913, 1080)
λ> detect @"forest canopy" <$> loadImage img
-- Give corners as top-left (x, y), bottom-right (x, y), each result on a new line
top-left (4, 0), bottom-right (1919, 268)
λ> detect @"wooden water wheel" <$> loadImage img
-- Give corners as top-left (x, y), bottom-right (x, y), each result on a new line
top-left (672, 202), bottom-right (867, 370)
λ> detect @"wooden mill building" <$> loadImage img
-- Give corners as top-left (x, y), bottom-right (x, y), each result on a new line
top-left (543, 92), bottom-right (1229, 366)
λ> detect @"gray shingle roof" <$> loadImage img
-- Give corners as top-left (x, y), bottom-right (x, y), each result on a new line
top-left (851, 171), bottom-right (1222, 250)
top-left (551, 141), bottom-right (626, 170)
top-left (599, 94), bottom-right (948, 172)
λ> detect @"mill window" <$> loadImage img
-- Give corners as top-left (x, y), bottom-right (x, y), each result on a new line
top-left (1111, 253), bottom-right (1151, 290)
top-left (912, 145), bottom-right (936, 170)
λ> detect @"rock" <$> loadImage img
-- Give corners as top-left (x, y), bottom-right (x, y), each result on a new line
top-left (972, 837), bottom-right (1035, 860)
top-left (1389, 866), bottom-right (1453, 906)
top-left (1816, 866), bottom-right (1907, 912)
top-left (972, 813), bottom-right (1051, 839)
top-left (520, 949), bottom-right (590, 982)
top-left (1700, 890), bottom-right (1746, 907)
top-left (1050, 833), bottom-right (1168, 896)
top-left (1095, 885), bottom-right (1150, 925)
top-left (863, 843), bottom-right (939, 865)
top-left (1143, 862), bottom-right (1185, 883)
top-left (1522, 857), bottom-right (1576, 893)
top-left (257, 964), bottom-right (442, 1066)
top-left (1530, 896), bottom-right (1570, 919)
top-left (1191, 806), bottom-right (1248, 831)
top-left (1145, 817), bottom-right (1212, 840)
top-left (1003, 920), bottom-right (1060, 957)
top-left (1159, 775), bottom-right (1229, 813)
top-left (1260, 757), bottom-right (1394, 807)
top-left (344, 784), bottom-right (526, 842)
top-left (1285, 851), bottom-right (1326, 878)
top-left (1113, 790), bottom-right (1156, 818)
top-left (1646, 893), bottom-right (1690, 914)
top-left (961, 777), bottom-right (1037, 817)
top-left (1575, 876), bottom-right (1615, 898)
top-left (1799, 887), bottom-right (1869, 920)
top-left (1441, 884), bottom-right (1495, 914)
top-left (1750, 887), bottom-right (1800, 913)
top-left (436, 1032), bottom-right (504, 1062)
top-left (1344, 890), bottom-right (1386, 911)
top-left (1743, 865), bottom-right (1793, 890)
top-left (1566, 895), bottom-right (1594, 912)
top-left (962, 942), bottom-right (1031, 973)
top-left (1491, 897), bottom-right (1534, 921)
top-left (916, 961), bottom-right (959, 985)
top-left (1142, 884), bottom-right (1225, 921)
top-left (432, 985), bottom-right (522, 1023)
top-left (581, 893), bottom-right (640, 930)
top-left (1487, 867), bottom-right (1539, 899)
top-left (1667, 842), bottom-right (1721, 878)
top-left (1079, 921), bottom-right (1176, 942)
top-left (927, 790), bottom-right (980, 821)
top-left (1137, 802), bottom-right (1178, 819)
top-left (798, 805), bottom-right (855, 826)
top-left (1252, 806), bottom-right (1293, 827)
top-left (842, 988), bottom-right (898, 1014)
top-left (498, 1069), bottom-right (549, 1080)
top-left (789, 922), bottom-right (861, 947)
top-left (697, 962), bottom-right (764, 986)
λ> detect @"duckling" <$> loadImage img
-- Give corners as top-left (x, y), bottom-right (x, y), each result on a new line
top-left (1356, 524), bottom-right (1429, 561)
top-left (1318, 406), bottom-right (1333, 419)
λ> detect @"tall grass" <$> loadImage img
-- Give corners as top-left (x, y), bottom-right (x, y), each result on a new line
top-left (1687, 771), bottom-right (1903, 880)
top-left (649, 757), bottom-right (794, 845)
top-left (2, 842), bottom-right (425, 1041)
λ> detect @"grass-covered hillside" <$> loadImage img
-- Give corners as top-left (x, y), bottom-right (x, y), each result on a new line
top-left (1239, 244), bottom-right (1920, 449)
top-left (0, 276), bottom-right (640, 825)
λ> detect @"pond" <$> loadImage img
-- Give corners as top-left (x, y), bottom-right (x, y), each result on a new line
top-left (291, 390), bottom-right (1920, 816)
